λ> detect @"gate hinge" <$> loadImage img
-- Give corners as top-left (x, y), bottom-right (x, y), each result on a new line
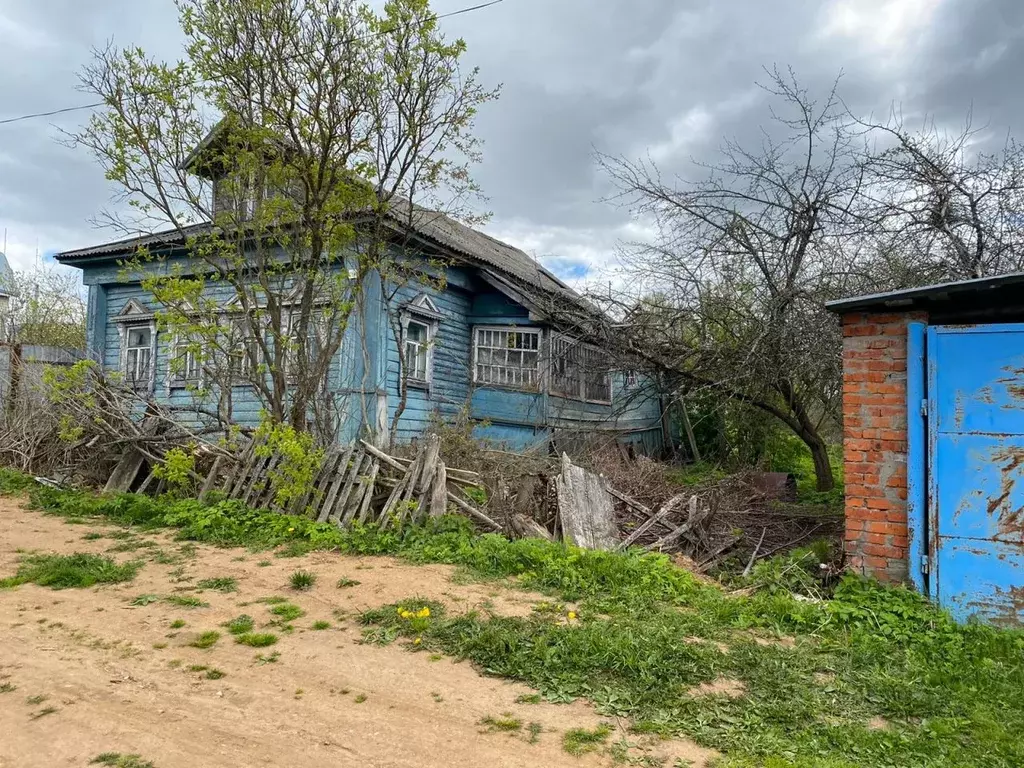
top-left (920, 399), bottom-right (928, 418)
top-left (920, 554), bottom-right (930, 575)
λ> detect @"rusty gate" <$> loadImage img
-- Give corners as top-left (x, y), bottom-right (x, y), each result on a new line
top-left (925, 324), bottom-right (1024, 625)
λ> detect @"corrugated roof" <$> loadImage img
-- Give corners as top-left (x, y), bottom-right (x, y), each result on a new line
top-left (56, 209), bottom-right (577, 300)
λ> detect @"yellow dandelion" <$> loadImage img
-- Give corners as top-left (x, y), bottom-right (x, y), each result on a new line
top-left (414, 637), bottom-right (422, 645)
top-left (567, 611), bottom-right (577, 620)
top-left (288, 527), bottom-right (295, 532)
top-left (417, 607), bottom-right (431, 618)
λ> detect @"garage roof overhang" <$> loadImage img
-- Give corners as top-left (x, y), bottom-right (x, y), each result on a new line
top-left (826, 272), bottom-right (1024, 323)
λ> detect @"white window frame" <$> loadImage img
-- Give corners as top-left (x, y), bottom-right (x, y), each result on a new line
top-left (226, 314), bottom-right (256, 383)
top-left (402, 318), bottom-right (433, 386)
top-left (120, 321), bottom-right (156, 391)
top-left (472, 325), bottom-right (542, 391)
top-left (168, 334), bottom-right (203, 388)
top-left (549, 333), bottom-right (613, 405)
top-left (399, 295), bottom-right (442, 390)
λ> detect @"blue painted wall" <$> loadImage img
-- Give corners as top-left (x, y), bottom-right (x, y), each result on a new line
top-left (73, 247), bottom-right (666, 453)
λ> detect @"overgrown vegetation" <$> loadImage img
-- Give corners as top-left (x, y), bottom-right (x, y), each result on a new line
top-left (0, 552), bottom-right (140, 589)
top-left (5, 474), bottom-right (1024, 767)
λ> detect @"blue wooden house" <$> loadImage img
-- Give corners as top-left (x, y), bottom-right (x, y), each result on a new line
top-left (57, 175), bottom-right (666, 454)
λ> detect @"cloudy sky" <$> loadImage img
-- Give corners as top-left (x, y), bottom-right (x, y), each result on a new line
top-left (1, 0), bottom-right (1023, 287)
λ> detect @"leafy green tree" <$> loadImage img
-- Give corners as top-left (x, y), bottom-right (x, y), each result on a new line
top-left (70, 0), bottom-right (497, 437)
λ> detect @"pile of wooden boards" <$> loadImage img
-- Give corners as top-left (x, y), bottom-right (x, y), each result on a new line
top-left (210, 434), bottom-right (501, 531)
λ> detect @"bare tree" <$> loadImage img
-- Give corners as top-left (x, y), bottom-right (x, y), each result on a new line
top-left (68, 0), bottom-right (496, 438)
top-left (1, 266), bottom-right (86, 348)
top-left (600, 69), bottom-right (868, 491)
top-left (858, 110), bottom-right (1024, 280)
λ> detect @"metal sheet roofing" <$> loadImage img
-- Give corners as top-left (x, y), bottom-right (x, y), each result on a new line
top-left (826, 272), bottom-right (1024, 313)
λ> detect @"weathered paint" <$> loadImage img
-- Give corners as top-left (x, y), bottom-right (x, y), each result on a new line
top-left (927, 323), bottom-right (1024, 625)
top-left (76, 247), bottom-right (666, 453)
top-left (906, 321), bottom-right (927, 595)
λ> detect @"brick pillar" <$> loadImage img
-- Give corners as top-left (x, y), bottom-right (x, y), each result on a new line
top-left (841, 311), bottom-right (927, 583)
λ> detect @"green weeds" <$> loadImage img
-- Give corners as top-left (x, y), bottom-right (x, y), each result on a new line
top-left (91, 753), bottom-right (155, 768)
top-left (562, 724), bottom-right (612, 756)
top-left (289, 570), bottom-right (317, 590)
top-left (269, 603), bottom-right (304, 622)
top-left (196, 577), bottom-right (237, 593)
top-left (235, 632), bottom-right (278, 647)
top-left (224, 615), bottom-right (255, 635)
top-left (189, 631), bottom-right (220, 649)
top-left (0, 553), bottom-right (140, 590)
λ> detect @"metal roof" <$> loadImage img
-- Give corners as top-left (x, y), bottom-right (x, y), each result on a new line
top-left (56, 209), bottom-right (576, 300)
top-left (826, 272), bottom-right (1024, 313)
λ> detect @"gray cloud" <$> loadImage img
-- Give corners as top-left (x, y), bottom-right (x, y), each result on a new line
top-left (2, 0), bottom-right (1023, 281)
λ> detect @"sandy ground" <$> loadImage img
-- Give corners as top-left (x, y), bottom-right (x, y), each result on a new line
top-left (0, 496), bottom-right (715, 768)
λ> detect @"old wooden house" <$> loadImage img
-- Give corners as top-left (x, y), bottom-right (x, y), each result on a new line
top-left (56, 161), bottom-right (665, 454)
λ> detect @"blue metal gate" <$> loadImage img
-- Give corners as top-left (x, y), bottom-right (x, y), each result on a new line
top-left (927, 324), bottom-right (1024, 625)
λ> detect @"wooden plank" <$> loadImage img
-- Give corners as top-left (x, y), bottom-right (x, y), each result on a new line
top-left (354, 462), bottom-right (381, 524)
top-left (335, 450), bottom-right (369, 526)
top-left (241, 452), bottom-right (274, 507)
top-left (359, 439), bottom-right (405, 472)
top-left (555, 453), bottom-right (619, 550)
top-left (607, 486), bottom-right (651, 516)
top-left (316, 445), bottom-right (353, 523)
top-left (198, 455), bottom-right (224, 501)
top-left (645, 500), bottom-right (711, 552)
top-left (618, 493), bottom-right (688, 549)
top-left (446, 491), bottom-right (502, 531)
top-left (378, 467), bottom-right (412, 527)
top-left (428, 460), bottom-right (448, 518)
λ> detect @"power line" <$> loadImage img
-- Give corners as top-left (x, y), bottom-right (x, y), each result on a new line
top-left (0, 0), bottom-right (503, 128)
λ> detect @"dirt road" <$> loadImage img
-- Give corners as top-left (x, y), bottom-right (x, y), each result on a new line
top-left (0, 497), bottom-right (713, 768)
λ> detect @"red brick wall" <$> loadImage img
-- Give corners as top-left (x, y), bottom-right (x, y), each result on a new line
top-left (841, 311), bottom-right (927, 583)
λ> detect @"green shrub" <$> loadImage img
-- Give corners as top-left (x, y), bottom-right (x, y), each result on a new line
top-left (0, 468), bottom-right (36, 495)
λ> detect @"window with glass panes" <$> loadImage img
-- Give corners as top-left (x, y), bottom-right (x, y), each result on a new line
top-left (124, 325), bottom-right (152, 385)
top-left (404, 320), bottom-right (430, 381)
top-left (550, 334), bottom-right (611, 403)
top-left (171, 337), bottom-right (202, 384)
top-left (473, 327), bottom-right (541, 389)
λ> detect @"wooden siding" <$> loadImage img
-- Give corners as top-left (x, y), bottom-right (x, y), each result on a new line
top-left (78, 248), bottom-right (665, 453)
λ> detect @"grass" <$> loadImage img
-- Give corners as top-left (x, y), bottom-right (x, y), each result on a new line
top-left (354, 693), bottom-right (367, 703)
top-left (254, 651), bottom-right (280, 664)
top-left (224, 614), bottom-right (255, 635)
top-left (0, 553), bottom-right (140, 590)
top-left (204, 668), bottom-right (225, 680)
top-left (269, 603), bottom-right (304, 622)
top-left (289, 570), bottom-right (317, 590)
top-left (130, 594), bottom-right (161, 606)
top-left (0, 682), bottom-right (15, 693)
top-left (196, 576), bottom-right (238, 593)
top-left (336, 577), bottom-right (360, 588)
top-left (169, 619), bottom-right (186, 629)
top-left (189, 631), bottom-right (220, 649)
top-left (480, 714), bottom-right (522, 733)
top-left (7, 473), bottom-right (1024, 768)
top-left (311, 620), bottom-right (331, 630)
top-left (527, 722), bottom-right (542, 744)
top-left (164, 595), bottom-right (208, 608)
top-left (91, 754), bottom-right (155, 768)
top-left (235, 632), bottom-right (278, 648)
top-left (562, 724), bottom-right (613, 756)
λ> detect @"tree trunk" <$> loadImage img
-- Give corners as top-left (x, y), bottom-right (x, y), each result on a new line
top-left (803, 431), bottom-right (834, 492)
